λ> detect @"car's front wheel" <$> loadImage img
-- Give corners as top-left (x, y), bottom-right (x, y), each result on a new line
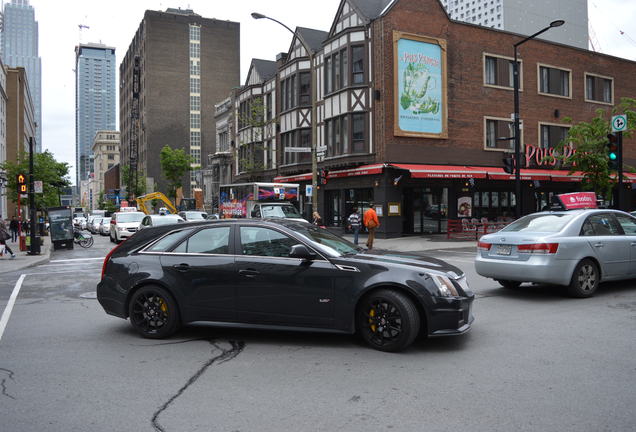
top-left (568, 259), bottom-right (599, 298)
top-left (128, 285), bottom-right (180, 338)
top-left (496, 280), bottom-right (521, 290)
top-left (357, 289), bottom-right (420, 352)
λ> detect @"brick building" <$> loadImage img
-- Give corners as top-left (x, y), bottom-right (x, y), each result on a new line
top-left (120, 8), bottom-right (239, 198)
top-left (225, 0), bottom-right (636, 237)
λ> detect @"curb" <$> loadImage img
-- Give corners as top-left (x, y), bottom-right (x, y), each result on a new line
top-left (0, 242), bottom-right (51, 274)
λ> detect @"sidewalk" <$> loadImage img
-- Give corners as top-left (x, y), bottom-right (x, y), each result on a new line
top-left (0, 236), bottom-right (51, 273)
top-left (341, 233), bottom-right (476, 252)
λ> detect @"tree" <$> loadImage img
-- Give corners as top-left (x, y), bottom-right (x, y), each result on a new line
top-left (160, 145), bottom-right (192, 203)
top-left (237, 96), bottom-right (274, 181)
top-left (0, 150), bottom-right (71, 210)
top-left (120, 165), bottom-right (147, 199)
top-left (546, 97), bottom-right (636, 199)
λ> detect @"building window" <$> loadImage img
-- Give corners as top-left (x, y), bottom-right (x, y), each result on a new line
top-left (265, 92), bottom-right (273, 121)
top-left (540, 124), bottom-right (570, 149)
top-left (190, 113), bottom-right (201, 129)
top-left (585, 73), bottom-right (613, 104)
top-left (282, 129), bottom-right (311, 165)
top-left (539, 65), bottom-right (570, 98)
top-left (325, 113), bottom-right (367, 157)
top-left (239, 143), bottom-right (264, 173)
top-left (484, 118), bottom-right (515, 150)
top-left (298, 72), bottom-right (311, 106)
top-left (484, 54), bottom-right (518, 89)
top-left (190, 77), bottom-right (200, 93)
top-left (190, 95), bottom-right (200, 111)
top-left (191, 131), bottom-right (201, 148)
top-left (189, 25), bottom-right (200, 41)
top-left (351, 45), bottom-right (365, 84)
top-left (189, 42), bottom-right (200, 58)
top-left (190, 60), bottom-right (200, 76)
top-left (352, 113), bottom-right (365, 153)
top-left (325, 48), bottom-right (349, 94)
top-left (217, 131), bottom-right (229, 153)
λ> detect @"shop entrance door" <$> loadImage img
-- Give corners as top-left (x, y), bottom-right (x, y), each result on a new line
top-left (404, 187), bottom-right (448, 234)
top-left (324, 190), bottom-right (342, 226)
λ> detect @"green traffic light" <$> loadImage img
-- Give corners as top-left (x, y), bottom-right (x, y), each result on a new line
top-left (609, 153), bottom-right (617, 160)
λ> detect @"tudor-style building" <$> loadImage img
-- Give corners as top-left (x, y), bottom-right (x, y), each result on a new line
top-left (218, 0), bottom-right (636, 236)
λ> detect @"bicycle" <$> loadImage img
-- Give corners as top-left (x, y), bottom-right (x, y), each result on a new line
top-left (73, 228), bottom-right (94, 248)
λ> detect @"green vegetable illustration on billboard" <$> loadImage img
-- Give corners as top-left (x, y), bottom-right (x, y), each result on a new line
top-left (396, 36), bottom-right (445, 135)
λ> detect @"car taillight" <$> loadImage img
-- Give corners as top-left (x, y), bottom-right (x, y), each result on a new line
top-left (477, 241), bottom-right (492, 251)
top-left (101, 242), bottom-right (123, 280)
top-left (517, 243), bottom-right (559, 254)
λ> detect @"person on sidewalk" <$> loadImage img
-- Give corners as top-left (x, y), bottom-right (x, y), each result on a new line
top-left (363, 204), bottom-right (380, 250)
top-left (0, 218), bottom-right (16, 259)
top-left (312, 211), bottom-right (323, 227)
top-left (9, 216), bottom-right (19, 243)
top-left (347, 207), bottom-right (362, 245)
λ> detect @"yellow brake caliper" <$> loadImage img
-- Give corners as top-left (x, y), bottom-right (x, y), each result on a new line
top-left (159, 298), bottom-right (168, 314)
top-left (369, 308), bottom-right (376, 332)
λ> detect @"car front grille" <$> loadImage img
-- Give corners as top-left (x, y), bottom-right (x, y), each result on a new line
top-left (126, 228), bottom-right (137, 233)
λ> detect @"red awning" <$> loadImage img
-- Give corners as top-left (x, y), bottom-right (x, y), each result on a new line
top-left (550, 170), bottom-right (584, 182)
top-left (389, 164), bottom-right (488, 179)
top-left (327, 164), bottom-right (385, 179)
top-left (272, 173), bottom-right (313, 183)
top-left (484, 168), bottom-right (553, 181)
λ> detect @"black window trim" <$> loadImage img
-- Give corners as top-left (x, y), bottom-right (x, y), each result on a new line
top-left (140, 225), bottom-right (235, 256)
top-left (580, 212), bottom-right (625, 237)
top-left (235, 223), bottom-right (329, 261)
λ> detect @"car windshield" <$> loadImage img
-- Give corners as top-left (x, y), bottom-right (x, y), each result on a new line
top-left (501, 213), bottom-right (577, 233)
top-left (261, 205), bottom-right (302, 219)
top-left (101, 218), bottom-right (111, 224)
top-left (292, 225), bottom-right (359, 257)
top-left (117, 213), bottom-right (144, 223)
top-left (154, 216), bottom-right (183, 225)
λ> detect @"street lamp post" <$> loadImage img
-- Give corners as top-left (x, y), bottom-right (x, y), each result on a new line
top-left (251, 12), bottom-right (318, 213)
top-left (512, 20), bottom-right (564, 218)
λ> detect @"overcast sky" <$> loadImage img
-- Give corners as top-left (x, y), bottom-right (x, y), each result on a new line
top-left (26, 0), bottom-right (636, 184)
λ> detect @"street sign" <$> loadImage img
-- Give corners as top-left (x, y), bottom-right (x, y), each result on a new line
top-left (305, 185), bottom-right (313, 197)
top-left (284, 147), bottom-right (312, 153)
top-left (612, 114), bottom-right (627, 132)
top-left (34, 180), bottom-right (43, 193)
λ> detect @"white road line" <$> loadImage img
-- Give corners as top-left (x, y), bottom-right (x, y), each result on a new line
top-left (50, 257), bottom-right (105, 263)
top-left (0, 274), bottom-right (26, 343)
top-left (39, 263), bottom-right (102, 267)
top-left (25, 270), bottom-right (100, 276)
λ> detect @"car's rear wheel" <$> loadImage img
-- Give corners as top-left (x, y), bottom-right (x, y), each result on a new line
top-left (496, 280), bottom-right (521, 290)
top-left (129, 285), bottom-right (180, 338)
top-left (357, 289), bottom-right (419, 352)
top-left (568, 259), bottom-right (599, 298)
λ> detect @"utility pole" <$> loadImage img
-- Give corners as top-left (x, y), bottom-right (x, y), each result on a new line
top-left (28, 137), bottom-right (40, 255)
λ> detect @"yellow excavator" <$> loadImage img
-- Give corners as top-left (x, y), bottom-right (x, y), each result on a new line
top-left (136, 192), bottom-right (178, 215)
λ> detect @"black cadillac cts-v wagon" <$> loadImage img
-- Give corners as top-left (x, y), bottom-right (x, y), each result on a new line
top-left (97, 219), bottom-right (474, 352)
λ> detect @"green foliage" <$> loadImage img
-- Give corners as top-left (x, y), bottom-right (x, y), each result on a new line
top-left (159, 145), bottom-right (192, 201)
top-left (546, 97), bottom-right (636, 199)
top-left (120, 165), bottom-right (147, 198)
top-left (0, 150), bottom-right (70, 210)
top-left (237, 97), bottom-right (274, 179)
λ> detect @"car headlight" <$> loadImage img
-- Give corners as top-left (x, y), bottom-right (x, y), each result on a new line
top-left (118, 226), bottom-right (126, 231)
top-left (430, 274), bottom-right (459, 297)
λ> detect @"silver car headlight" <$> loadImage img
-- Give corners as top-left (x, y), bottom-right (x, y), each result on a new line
top-left (430, 274), bottom-right (459, 297)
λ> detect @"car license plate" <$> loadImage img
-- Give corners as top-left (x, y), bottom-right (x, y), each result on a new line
top-left (496, 245), bottom-right (512, 255)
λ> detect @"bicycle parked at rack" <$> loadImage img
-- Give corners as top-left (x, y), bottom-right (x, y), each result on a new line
top-left (73, 228), bottom-right (93, 248)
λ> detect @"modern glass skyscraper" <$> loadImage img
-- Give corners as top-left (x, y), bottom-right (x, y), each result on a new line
top-left (1, 0), bottom-right (42, 151)
top-left (75, 43), bottom-right (116, 185)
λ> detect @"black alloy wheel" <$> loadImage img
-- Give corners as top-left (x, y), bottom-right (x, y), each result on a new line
top-left (128, 285), bottom-right (180, 338)
top-left (496, 280), bottom-right (521, 290)
top-left (357, 289), bottom-right (420, 352)
top-left (568, 259), bottom-right (599, 298)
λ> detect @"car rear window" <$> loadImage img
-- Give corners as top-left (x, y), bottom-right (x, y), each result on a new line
top-left (146, 229), bottom-right (194, 252)
top-left (501, 213), bottom-right (577, 233)
top-left (116, 213), bottom-right (144, 223)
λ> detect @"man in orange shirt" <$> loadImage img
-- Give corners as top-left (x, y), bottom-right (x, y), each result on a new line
top-left (363, 203), bottom-right (380, 249)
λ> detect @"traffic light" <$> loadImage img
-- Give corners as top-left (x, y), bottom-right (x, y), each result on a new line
top-left (16, 173), bottom-right (27, 194)
top-left (317, 168), bottom-right (328, 186)
top-left (606, 133), bottom-right (619, 170)
top-left (502, 155), bottom-right (515, 174)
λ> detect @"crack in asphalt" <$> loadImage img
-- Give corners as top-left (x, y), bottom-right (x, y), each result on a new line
top-left (0, 367), bottom-right (16, 399)
top-left (151, 340), bottom-right (245, 432)
top-left (131, 338), bottom-right (209, 347)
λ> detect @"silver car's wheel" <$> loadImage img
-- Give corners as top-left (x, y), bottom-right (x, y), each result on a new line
top-left (568, 259), bottom-right (599, 298)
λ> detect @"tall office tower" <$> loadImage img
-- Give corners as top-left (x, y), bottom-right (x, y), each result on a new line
top-left (1, 0), bottom-right (42, 151)
top-left (75, 43), bottom-right (116, 186)
top-left (120, 8), bottom-right (239, 197)
top-left (440, 0), bottom-right (588, 49)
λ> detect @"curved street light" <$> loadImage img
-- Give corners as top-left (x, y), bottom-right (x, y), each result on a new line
top-left (251, 12), bottom-right (319, 213)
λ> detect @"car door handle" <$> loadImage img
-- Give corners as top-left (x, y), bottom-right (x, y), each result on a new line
top-left (593, 243), bottom-right (604, 248)
top-left (631, 242), bottom-right (636, 247)
top-left (173, 263), bottom-right (190, 272)
top-left (239, 269), bottom-right (260, 278)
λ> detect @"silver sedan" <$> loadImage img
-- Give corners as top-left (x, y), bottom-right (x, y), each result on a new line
top-left (475, 209), bottom-right (636, 297)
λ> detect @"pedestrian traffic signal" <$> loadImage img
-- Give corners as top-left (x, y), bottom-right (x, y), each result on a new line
top-left (606, 133), bottom-right (619, 170)
top-left (16, 173), bottom-right (27, 193)
top-left (318, 168), bottom-right (328, 186)
top-left (502, 155), bottom-right (515, 174)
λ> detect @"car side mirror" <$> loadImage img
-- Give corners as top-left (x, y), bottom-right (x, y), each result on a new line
top-left (289, 244), bottom-right (317, 260)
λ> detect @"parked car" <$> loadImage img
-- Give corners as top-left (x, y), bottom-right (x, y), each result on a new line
top-left (73, 217), bottom-right (87, 230)
top-left (139, 214), bottom-right (185, 229)
top-left (97, 219), bottom-right (475, 352)
top-left (88, 217), bottom-right (103, 234)
top-left (99, 217), bottom-right (112, 236)
top-left (109, 211), bottom-right (145, 243)
top-left (475, 209), bottom-right (636, 297)
top-left (178, 211), bottom-right (208, 221)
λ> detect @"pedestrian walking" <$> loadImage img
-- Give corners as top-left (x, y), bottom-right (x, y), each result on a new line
top-left (347, 207), bottom-right (362, 245)
top-left (9, 216), bottom-right (19, 242)
top-left (0, 217), bottom-right (16, 259)
top-left (312, 211), bottom-right (323, 227)
top-left (363, 204), bottom-right (380, 250)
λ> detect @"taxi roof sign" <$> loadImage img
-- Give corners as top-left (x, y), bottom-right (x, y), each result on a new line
top-left (552, 192), bottom-right (597, 210)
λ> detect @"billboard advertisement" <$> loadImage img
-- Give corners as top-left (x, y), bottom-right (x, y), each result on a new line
top-left (393, 32), bottom-right (447, 138)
